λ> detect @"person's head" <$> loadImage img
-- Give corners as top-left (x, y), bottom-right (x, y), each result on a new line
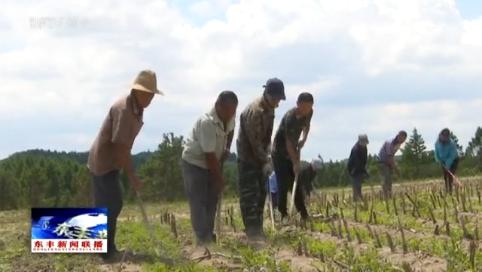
top-left (130, 70), bottom-right (163, 108)
top-left (396, 130), bottom-right (408, 143)
top-left (215, 90), bottom-right (238, 123)
top-left (296, 92), bottom-right (314, 117)
top-left (311, 159), bottom-right (323, 172)
top-left (263, 78), bottom-right (286, 108)
top-left (132, 89), bottom-right (155, 108)
top-left (358, 134), bottom-right (369, 147)
top-left (439, 128), bottom-right (451, 143)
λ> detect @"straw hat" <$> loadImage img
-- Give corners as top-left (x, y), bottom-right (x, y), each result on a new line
top-left (129, 70), bottom-right (163, 95)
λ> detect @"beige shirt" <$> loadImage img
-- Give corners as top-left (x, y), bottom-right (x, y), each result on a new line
top-left (182, 107), bottom-right (235, 169)
top-left (87, 94), bottom-right (144, 176)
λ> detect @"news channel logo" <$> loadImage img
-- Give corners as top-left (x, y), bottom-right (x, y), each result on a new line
top-left (29, 16), bottom-right (90, 30)
top-left (31, 208), bottom-right (108, 253)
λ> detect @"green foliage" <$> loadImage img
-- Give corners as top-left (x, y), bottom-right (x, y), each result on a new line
top-left (1, 127), bottom-right (482, 211)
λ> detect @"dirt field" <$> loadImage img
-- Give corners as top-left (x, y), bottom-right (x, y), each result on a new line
top-left (1, 177), bottom-right (482, 272)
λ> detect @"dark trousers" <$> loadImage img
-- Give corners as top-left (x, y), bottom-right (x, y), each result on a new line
top-left (91, 170), bottom-right (123, 254)
top-left (272, 156), bottom-right (308, 218)
top-left (350, 175), bottom-right (363, 201)
top-left (237, 160), bottom-right (267, 232)
top-left (443, 158), bottom-right (459, 193)
top-left (182, 160), bottom-right (218, 244)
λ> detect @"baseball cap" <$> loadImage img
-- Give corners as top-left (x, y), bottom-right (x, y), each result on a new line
top-left (263, 78), bottom-right (286, 100)
top-left (358, 134), bottom-right (369, 144)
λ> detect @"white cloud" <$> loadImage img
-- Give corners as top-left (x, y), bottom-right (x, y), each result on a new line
top-left (1, 0), bottom-right (481, 161)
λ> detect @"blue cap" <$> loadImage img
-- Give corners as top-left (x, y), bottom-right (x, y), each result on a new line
top-left (263, 78), bottom-right (286, 100)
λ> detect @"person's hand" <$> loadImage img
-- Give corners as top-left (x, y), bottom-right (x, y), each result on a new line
top-left (221, 150), bottom-right (230, 162)
top-left (130, 176), bottom-right (141, 193)
top-left (298, 139), bottom-right (306, 150)
top-left (293, 161), bottom-right (301, 175)
top-left (262, 162), bottom-right (272, 175)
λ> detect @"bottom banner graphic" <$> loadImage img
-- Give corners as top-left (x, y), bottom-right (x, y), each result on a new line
top-left (31, 207), bottom-right (108, 253)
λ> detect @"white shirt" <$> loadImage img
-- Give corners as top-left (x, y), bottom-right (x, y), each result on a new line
top-left (182, 107), bottom-right (235, 169)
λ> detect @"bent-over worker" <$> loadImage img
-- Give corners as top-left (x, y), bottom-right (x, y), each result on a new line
top-left (347, 134), bottom-right (369, 202)
top-left (434, 128), bottom-right (459, 194)
top-left (88, 70), bottom-right (162, 262)
top-left (237, 78), bottom-right (285, 240)
top-left (181, 91), bottom-right (238, 245)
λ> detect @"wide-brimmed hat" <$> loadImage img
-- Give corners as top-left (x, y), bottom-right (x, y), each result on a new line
top-left (128, 70), bottom-right (163, 95)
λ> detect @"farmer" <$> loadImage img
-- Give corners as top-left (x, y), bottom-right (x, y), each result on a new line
top-left (434, 128), bottom-right (460, 194)
top-left (272, 92), bottom-right (314, 224)
top-left (347, 134), bottom-right (370, 202)
top-left (376, 130), bottom-right (407, 199)
top-left (181, 91), bottom-right (238, 246)
top-left (87, 70), bottom-right (162, 262)
top-left (237, 78), bottom-right (285, 240)
top-left (298, 159), bottom-right (323, 199)
top-left (268, 171), bottom-right (278, 210)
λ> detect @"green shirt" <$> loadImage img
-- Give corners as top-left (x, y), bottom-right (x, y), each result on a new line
top-left (272, 107), bottom-right (313, 159)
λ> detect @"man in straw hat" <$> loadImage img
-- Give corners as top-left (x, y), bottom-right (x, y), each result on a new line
top-left (182, 91), bottom-right (238, 246)
top-left (237, 78), bottom-right (286, 240)
top-left (347, 134), bottom-right (370, 201)
top-left (272, 92), bottom-right (314, 224)
top-left (87, 70), bottom-right (162, 262)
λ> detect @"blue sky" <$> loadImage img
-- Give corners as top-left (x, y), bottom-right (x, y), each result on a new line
top-left (1, 0), bottom-right (482, 161)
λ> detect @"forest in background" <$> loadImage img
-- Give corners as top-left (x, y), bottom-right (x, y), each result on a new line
top-left (0, 127), bottom-right (482, 211)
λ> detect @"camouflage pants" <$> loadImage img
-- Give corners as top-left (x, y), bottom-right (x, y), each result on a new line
top-left (378, 163), bottom-right (394, 199)
top-left (237, 160), bottom-right (267, 232)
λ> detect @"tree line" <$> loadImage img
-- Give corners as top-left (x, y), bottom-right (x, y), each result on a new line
top-left (0, 127), bottom-right (482, 211)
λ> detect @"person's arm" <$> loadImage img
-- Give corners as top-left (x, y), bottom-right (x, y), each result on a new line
top-left (225, 118), bottom-right (235, 151)
top-left (361, 150), bottom-right (369, 174)
top-left (347, 148), bottom-right (356, 174)
top-left (283, 112), bottom-right (300, 164)
top-left (243, 111), bottom-right (270, 165)
top-left (384, 142), bottom-right (397, 169)
top-left (111, 108), bottom-right (136, 180)
top-left (445, 141), bottom-right (458, 169)
top-left (300, 111), bottom-right (313, 143)
top-left (226, 130), bottom-right (234, 150)
top-left (198, 120), bottom-right (224, 183)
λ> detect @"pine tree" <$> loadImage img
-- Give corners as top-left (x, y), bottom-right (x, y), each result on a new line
top-left (401, 128), bottom-right (429, 179)
top-left (466, 126), bottom-right (482, 170)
